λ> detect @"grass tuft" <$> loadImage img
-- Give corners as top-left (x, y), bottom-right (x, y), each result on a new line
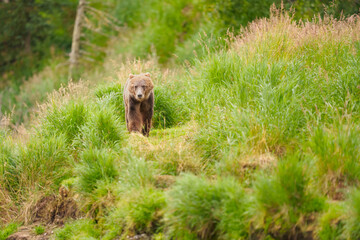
top-left (253, 154), bottom-right (325, 238)
top-left (75, 147), bottom-right (119, 194)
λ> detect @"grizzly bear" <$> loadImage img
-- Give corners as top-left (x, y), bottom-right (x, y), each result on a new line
top-left (123, 73), bottom-right (154, 137)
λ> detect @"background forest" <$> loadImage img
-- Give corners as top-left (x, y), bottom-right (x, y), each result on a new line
top-left (1, 0), bottom-right (360, 239)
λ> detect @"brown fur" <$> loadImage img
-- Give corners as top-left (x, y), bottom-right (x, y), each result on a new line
top-left (123, 73), bottom-right (154, 136)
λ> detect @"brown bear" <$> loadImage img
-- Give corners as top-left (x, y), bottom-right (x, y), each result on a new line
top-left (123, 72), bottom-right (154, 137)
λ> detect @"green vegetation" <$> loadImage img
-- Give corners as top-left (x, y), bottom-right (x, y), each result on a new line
top-left (34, 225), bottom-right (45, 235)
top-left (0, 223), bottom-right (19, 240)
top-left (1, 0), bottom-right (360, 239)
top-left (54, 219), bottom-right (100, 240)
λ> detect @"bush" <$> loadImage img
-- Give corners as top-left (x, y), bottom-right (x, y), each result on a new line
top-left (74, 148), bottom-right (120, 218)
top-left (18, 134), bottom-right (71, 189)
top-left (216, 178), bottom-right (249, 239)
top-left (165, 174), bottom-right (223, 239)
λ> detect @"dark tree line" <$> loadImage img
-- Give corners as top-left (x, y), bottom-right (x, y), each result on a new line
top-left (0, 0), bottom-right (77, 83)
top-left (0, 0), bottom-right (359, 85)
top-left (209, 0), bottom-right (360, 30)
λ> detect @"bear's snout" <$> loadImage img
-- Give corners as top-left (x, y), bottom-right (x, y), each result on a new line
top-left (135, 88), bottom-right (145, 100)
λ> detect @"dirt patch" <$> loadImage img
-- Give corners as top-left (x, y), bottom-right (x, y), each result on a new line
top-left (240, 153), bottom-right (277, 171)
top-left (31, 187), bottom-right (79, 225)
top-left (6, 225), bottom-right (57, 240)
top-left (154, 175), bottom-right (176, 189)
top-left (326, 177), bottom-right (348, 201)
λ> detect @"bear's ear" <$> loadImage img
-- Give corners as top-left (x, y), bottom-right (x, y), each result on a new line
top-left (129, 74), bottom-right (135, 79)
top-left (144, 72), bottom-right (151, 77)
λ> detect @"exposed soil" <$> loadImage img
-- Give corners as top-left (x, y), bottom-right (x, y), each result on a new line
top-left (154, 175), bottom-right (176, 189)
top-left (7, 187), bottom-right (80, 240)
top-left (6, 225), bottom-right (56, 240)
top-left (31, 186), bottom-right (79, 225)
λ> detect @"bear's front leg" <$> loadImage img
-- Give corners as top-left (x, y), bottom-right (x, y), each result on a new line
top-left (128, 106), bottom-right (143, 133)
top-left (142, 118), bottom-right (152, 137)
top-left (124, 101), bottom-right (129, 130)
top-left (140, 94), bottom-right (154, 137)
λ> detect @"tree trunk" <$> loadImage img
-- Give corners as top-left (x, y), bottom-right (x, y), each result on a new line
top-left (24, 33), bottom-right (31, 54)
top-left (69, 0), bottom-right (86, 79)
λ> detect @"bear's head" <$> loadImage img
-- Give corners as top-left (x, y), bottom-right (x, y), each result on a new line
top-left (128, 73), bottom-right (154, 102)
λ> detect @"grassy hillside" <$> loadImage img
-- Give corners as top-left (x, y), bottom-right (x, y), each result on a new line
top-left (1, 8), bottom-right (360, 239)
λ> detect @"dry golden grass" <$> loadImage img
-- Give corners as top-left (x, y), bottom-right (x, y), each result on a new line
top-left (0, 186), bottom-right (17, 225)
top-left (233, 4), bottom-right (360, 62)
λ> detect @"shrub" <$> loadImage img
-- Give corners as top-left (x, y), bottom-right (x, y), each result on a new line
top-left (126, 0), bottom-right (200, 63)
top-left (216, 178), bottom-right (249, 239)
top-left (165, 174), bottom-right (222, 239)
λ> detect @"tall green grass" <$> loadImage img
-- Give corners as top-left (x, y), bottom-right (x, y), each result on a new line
top-left (344, 188), bottom-right (360, 239)
top-left (308, 123), bottom-right (360, 195)
top-left (252, 155), bottom-right (325, 238)
top-left (103, 188), bottom-right (165, 239)
top-left (1, 8), bottom-right (360, 240)
top-left (165, 174), bottom-right (249, 239)
top-left (1, 133), bottom-right (70, 194)
top-left (193, 11), bottom-right (360, 162)
top-left (75, 148), bottom-right (119, 194)
top-left (43, 101), bottom-right (88, 143)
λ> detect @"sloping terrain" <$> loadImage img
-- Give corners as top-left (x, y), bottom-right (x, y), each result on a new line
top-left (1, 10), bottom-right (360, 240)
